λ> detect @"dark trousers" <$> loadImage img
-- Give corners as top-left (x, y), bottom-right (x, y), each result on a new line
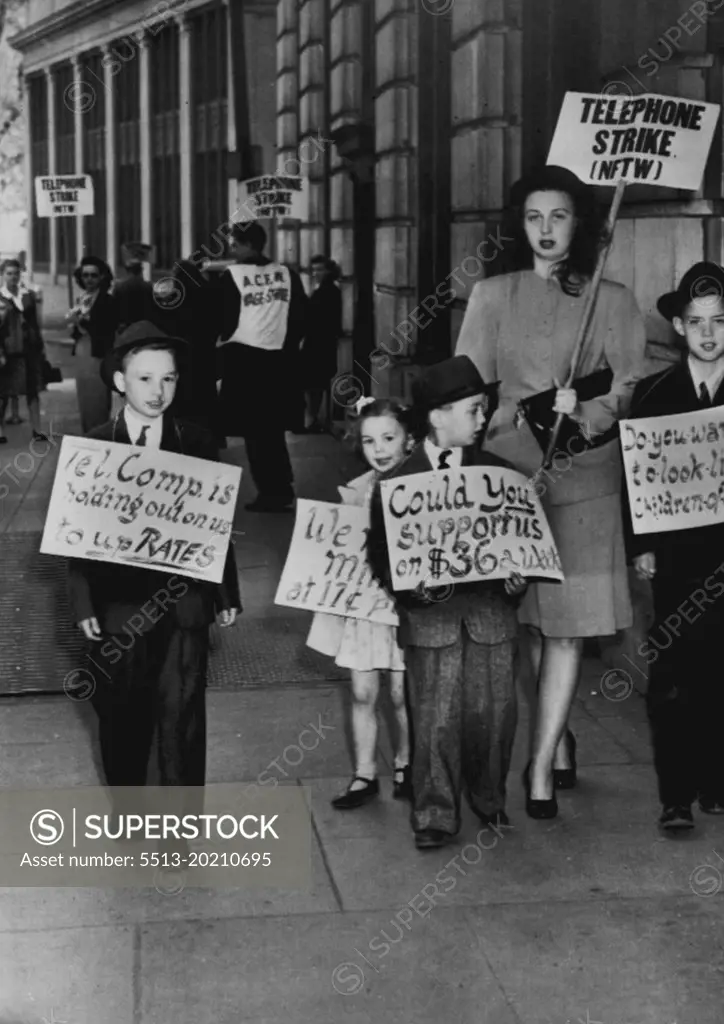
top-left (90, 616), bottom-right (209, 808)
top-left (405, 626), bottom-right (518, 833)
top-left (646, 573), bottom-right (724, 807)
top-left (245, 430), bottom-right (294, 504)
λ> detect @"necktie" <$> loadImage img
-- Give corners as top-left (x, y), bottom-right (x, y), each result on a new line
top-left (699, 382), bottom-right (711, 407)
top-left (136, 425), bottom-right (149, 446)
top-left (438, 449), bottom-right (452, 469)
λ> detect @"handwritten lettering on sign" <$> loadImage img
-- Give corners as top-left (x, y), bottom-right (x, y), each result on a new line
top-left (621, 409), bottom-right (724, 533)
top-left (40, 437), bottom-right (241, 583)
top-left (547, 92), bottom-right (720, 190)
top-left (274, 500), bottom-right (399, 625)
top-left (380, 467), bottom-right (563, 591)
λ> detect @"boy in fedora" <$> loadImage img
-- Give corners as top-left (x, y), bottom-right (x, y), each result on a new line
top-left (368, 355), bottom-right (526, 849)
top-left (67, 321), bottom-right (241, 813)
top-left (626, 262), bottom-right (724, 830)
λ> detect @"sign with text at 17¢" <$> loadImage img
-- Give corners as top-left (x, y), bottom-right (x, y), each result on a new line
top-left (274, 500), bottom-right (399, 625)
top-left (547, 92), bottom-right (720, 190)
top-left (34, 174), bottom-right (95, 217)
top-left (40, 437), bottom-right (241, 584)
top-left (380, 466), bottom-right (564, 591)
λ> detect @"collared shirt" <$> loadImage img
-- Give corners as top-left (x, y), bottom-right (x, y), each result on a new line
top-left (687, 356), bottom-right (724, 405)
top-left (123, 407), bottom-right (163, 448)
top-left (423, 437), bottom-right (463, 470)
top-left (0, 284), bottom-right (29, 312)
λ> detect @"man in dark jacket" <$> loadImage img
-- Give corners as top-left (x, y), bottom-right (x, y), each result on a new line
top-left (113, 242), bottom-right (157, 332)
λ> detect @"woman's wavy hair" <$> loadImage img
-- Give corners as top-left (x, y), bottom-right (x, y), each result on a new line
top-left (495, 165), bottom-right (607, 296)
top-left (73, 255), bottom-right (113, 292)
top-left (311, 254), bottom-right (341, 282)
top-left (345, 397), bottom-right (420, 461)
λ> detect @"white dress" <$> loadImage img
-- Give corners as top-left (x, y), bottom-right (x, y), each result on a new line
top-left (305, 473), bottom-right (405, 673)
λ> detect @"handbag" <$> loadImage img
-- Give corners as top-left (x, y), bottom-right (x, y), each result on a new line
top-left (517, 367), bottom-right (617, 458)
top-left (42, 358), bottom-right (62, 385)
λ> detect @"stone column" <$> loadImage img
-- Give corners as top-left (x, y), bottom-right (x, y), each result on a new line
top-left (138, 31), bottom-right (152, 280)
top-left (71, 56), bottom-right (85, 262)
top-left (45, 66), bottom-right (58, 280)
top-left (177, 14), bottom-right (193, 257)
top-left (102, 45), bottom-right (118, 271)
top-left (22, 75), bottom-right (34, 276)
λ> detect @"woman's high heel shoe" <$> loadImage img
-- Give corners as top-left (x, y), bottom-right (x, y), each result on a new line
top-left (522, 762), bottom-right (558, 820)
top-left (553, 730), bottom-right (577, 790)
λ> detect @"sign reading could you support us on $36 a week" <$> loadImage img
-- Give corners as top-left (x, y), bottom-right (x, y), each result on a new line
top-left (620, 408), bottom-right (724, 533)
top-left (380, 466), bottom-right (563, 591)
top-left (40, 437), bottom-right (241, 584)
top-left (274, 500), bottom-right (399, 625)
top-left (547, 92), bottom-right (720, 190)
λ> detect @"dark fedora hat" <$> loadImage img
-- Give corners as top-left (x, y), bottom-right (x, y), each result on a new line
top-left (509, 164), bottom-right (591, 208)
top-left (656, 261), bottom-right (724, 322)
top-left (412, 355), bottom-right (498, 412)
top-left (101, 320), bottom-right (189, 392)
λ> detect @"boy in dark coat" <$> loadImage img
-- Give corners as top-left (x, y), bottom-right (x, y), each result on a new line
top-left (368, 355), bottom-right (526, 849)
top-left (626, 262), bottom-right (724, 830)
top-left (67, 321), bottom-right (241, 813)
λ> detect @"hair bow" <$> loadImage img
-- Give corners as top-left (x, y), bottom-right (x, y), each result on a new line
top-left (354, 396), bottom-right (376, 415)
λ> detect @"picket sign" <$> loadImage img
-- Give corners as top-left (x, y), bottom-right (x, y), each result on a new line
top-left (620, 408), bottom-right (724, 534)
top-left (541, 92), bottom-right (721, 468)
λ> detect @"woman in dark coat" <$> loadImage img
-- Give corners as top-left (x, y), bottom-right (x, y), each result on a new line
top-left (300, 255), bottom-right (342, 432)
top-left (0, 258), bottom-right (48, 442)
top-left (152, 260), bottom-right (225, 443)
top-left (67, 256), bottom-right (118, 433)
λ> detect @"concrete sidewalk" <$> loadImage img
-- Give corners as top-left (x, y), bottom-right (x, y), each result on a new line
top-left (0, 346), bottom-right (721, 1023)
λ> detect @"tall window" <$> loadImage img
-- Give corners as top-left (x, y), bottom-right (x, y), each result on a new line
top-left (191, 1), bottom-right (229, 257)
top-left (115, 45), bottom-right (142, 253)
top-left (81, 51), bottom-right (107, 260)
top-left (28, 74), bottom-right (50, 269)
top-left (54, 62), bottom-right (75, 269)
top-left (150, 24), bottom-right (181, 270)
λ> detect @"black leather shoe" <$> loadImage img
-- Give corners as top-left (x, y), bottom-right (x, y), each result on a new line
top-left (392, 765), bottom-right (413, 801)
top-left (659, 805), bottom-right (694, 830)
top-left (699, 796), bottom-right (724, 815)
top-left (414, 828), bottom-right (451, 850)
top-left (553, 730), bottom-right (577, 790)
top-left (331, 777), bottom-right (379, 810)
top-left (476, 810), bottom-right (512, 829)
top-left (523, 762), bottom-right (558, 820)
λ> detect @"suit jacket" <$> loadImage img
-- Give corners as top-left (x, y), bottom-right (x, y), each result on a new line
top-left (67, 412), bottom-right (242, 632)
top-left (113, 275), bottom-right (157, 332)
top-left (623, 362), bottom-right (724, 578)
top-left (367, 443), bottom-right (520, 648)
top-left (0, 290), bottom-right (43, 357)
top-left (81, 291), bottom-right (119, 359)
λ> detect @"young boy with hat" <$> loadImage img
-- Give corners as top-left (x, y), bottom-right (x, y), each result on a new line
top-left (67, 321), bottom-right (241, 811)
top-left (368, 355), bottom-right (526, 849)
top-left (626, 262), bottom-right (724, 830)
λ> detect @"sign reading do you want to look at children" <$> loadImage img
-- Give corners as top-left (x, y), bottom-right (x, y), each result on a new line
top-left (380, 466), bottom-right (564, 591)
top-left (275, 500), bottom-right (399, 626)
top-left (620, 407), bottom-right (724, 534)
top-left (547, 92), bottom-right (720, 190)
top-left (40, 437), bottom-right (241, 585)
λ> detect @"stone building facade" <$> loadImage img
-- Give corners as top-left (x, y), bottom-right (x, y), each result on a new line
top-left (278, 0), bottom-right (724, 396)
top-left (12, 0), bottom-right (276, 284)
